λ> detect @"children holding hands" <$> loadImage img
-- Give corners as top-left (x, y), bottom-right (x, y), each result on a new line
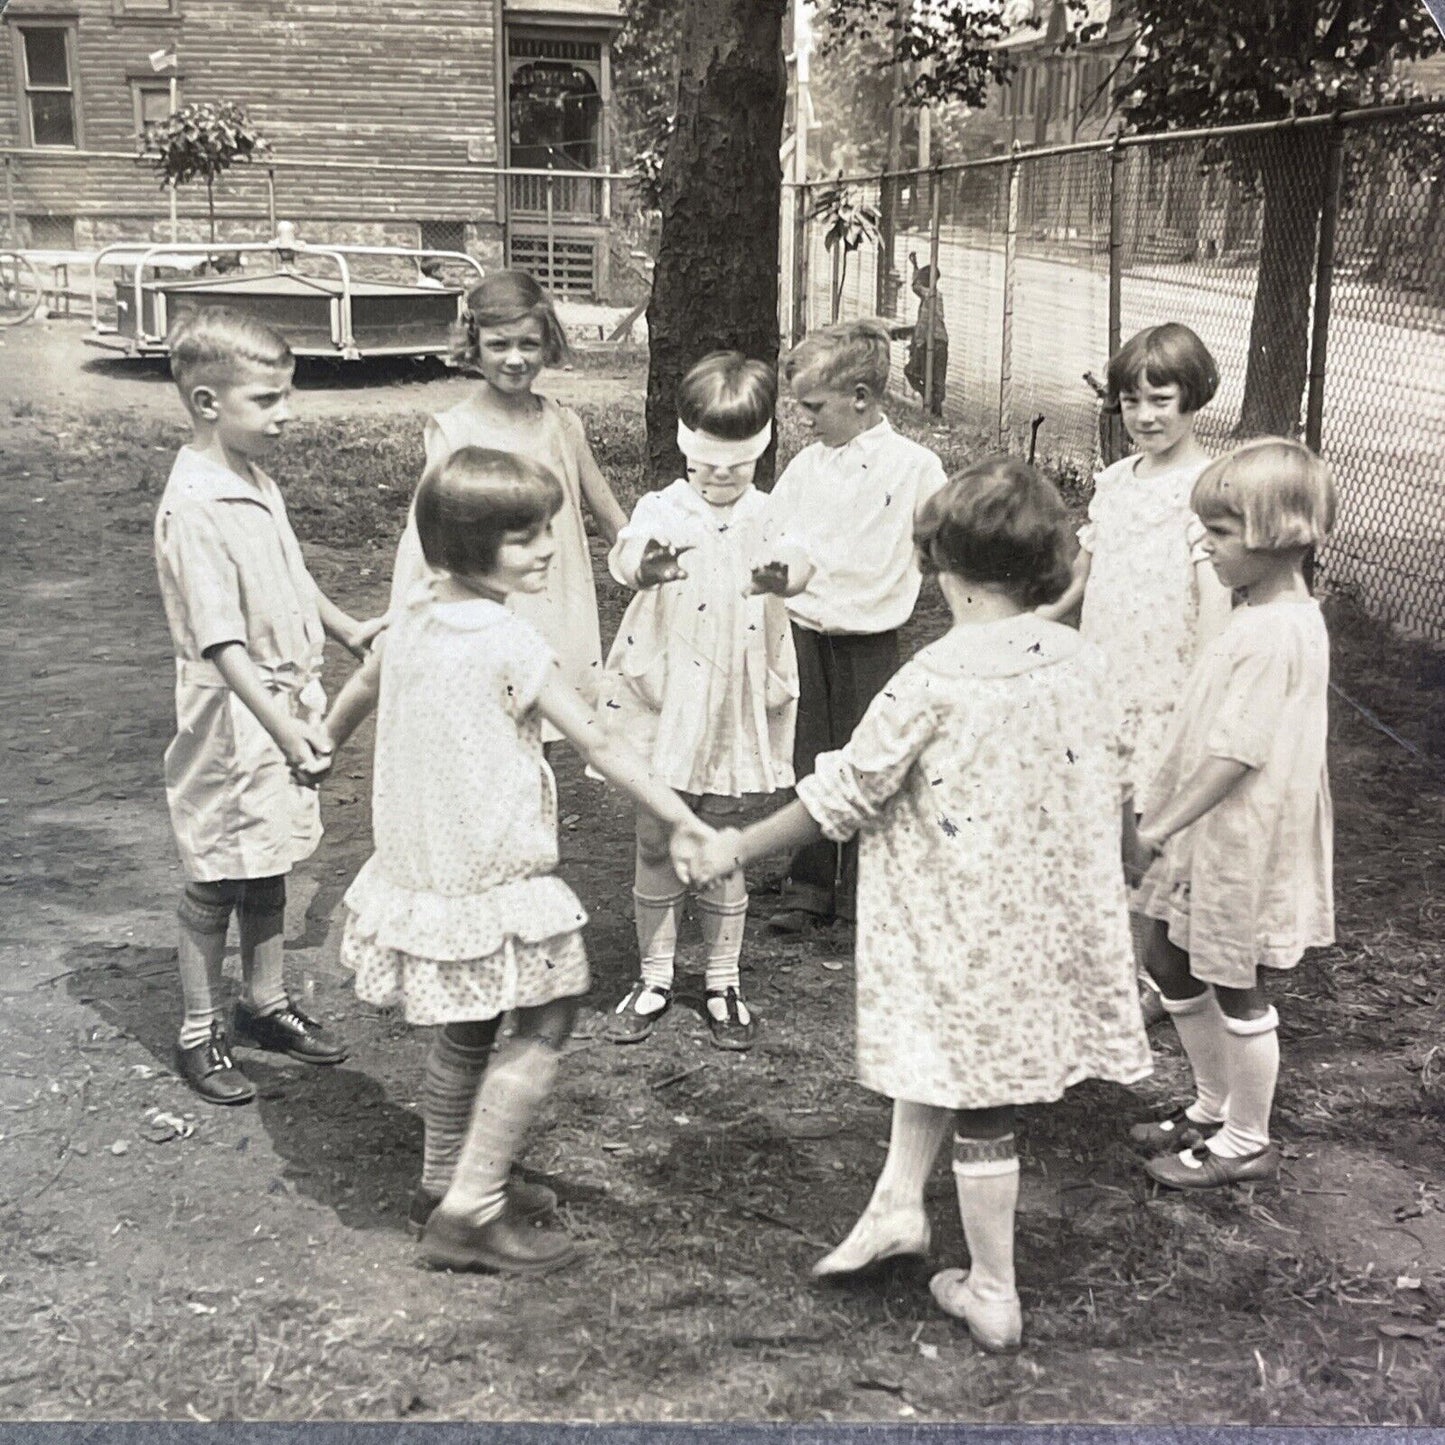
top-left (154, 307), bottom-right (383, 1106)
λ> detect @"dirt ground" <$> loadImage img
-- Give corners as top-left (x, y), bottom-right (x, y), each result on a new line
top-left (1, 320), bottom-right (1443, 1424)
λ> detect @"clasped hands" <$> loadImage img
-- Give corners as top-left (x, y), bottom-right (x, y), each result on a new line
top-left (668, 817), bottom-right (745, 889)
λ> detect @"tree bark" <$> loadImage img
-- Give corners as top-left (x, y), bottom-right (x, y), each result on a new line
top-left (1238, 131), bottom-right (1326, 439)
top-left (645, 0), bottom-right (787, 484)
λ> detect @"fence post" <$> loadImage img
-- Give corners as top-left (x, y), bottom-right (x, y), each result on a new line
top-left (1304, 118), bottom-right (1345, 454)
top-left (1107, 135), bottom-right (1124, 359)
top-left (792, 182), bottom-right (810, 345)
top-left (999, 143), bottom-right (1020, 450)
top-left (923, 161), bottom-right (942, 416)
top-left (265, 166), bottom-right (277, 236)
top-left (545, 169), bottom-right (556, 293)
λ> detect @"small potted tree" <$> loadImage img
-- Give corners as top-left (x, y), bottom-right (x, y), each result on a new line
top-left (809, 178), bottom-right (882, 322)
top-left (141, 101), bottom-right (269, 245)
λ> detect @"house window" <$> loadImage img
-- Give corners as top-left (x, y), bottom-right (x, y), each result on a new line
top-left (111, 0), bottom-right (182, 15)
top-left (419, 220), bottom-right (467, 256)
top-left (507, 36), bottom-right (603, 171)
top-left (17, 26), bottom-right (79, 148)
top-left (132, 79), bottom-right (177, 139)
top-left (26, 215), bottom-right (77, 249)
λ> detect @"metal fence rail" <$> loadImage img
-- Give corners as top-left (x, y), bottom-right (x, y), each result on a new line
top-left (787, 102), bottom-right (1445, 641)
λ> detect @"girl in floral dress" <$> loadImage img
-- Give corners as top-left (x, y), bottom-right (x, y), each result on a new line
top-left (682, 458), bottom-right (1152, 1351)
top-left (600, 352), bottom-right (796, 1051)
top-left (326, 446), bottom-right (706, 1276)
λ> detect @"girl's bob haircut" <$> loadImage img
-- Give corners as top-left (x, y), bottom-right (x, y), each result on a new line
top-left (1191, 438), bottom-right (1337, 551)
top-left (1106, 322), bottom-right (1219, 414)
top-left (451, 269), bottom-right (572, 371)
top-left (677, 351), bottom-right (777, 439)
top-left (915, 455), bottom-right (1073, 608)
top-left (414, 446), bottom-right (564, 578)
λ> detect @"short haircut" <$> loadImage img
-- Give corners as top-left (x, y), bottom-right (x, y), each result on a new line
top-left (677, 351), bottom-right (777, 439)
top-left (783, 318), bottom-right (892, 398)
top-left (168, 306), bottom-right (292, 401)
top-left (1106, 323), bottom-right (1219, 414)
top-left (914, 455), bottom-right (1073, 608)
top-left (451, 269), bottom-right (571, 371)
top-left (1191, 438), bottom-right (1336, 550)
top-left (414, 446), bottom-right (564, 578)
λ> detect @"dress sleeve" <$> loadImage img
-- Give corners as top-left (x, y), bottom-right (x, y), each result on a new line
top-left (157, 502), bottom-right (246, 655)
top-left (609, 491), bottom-right (681, 586)
top-left (500, 616), bottom-right (561, 719)
top-left (795, 669), bottom-right (940, 842)
top-left (389, 506), bottom-right (429, 617)
top-left (1185, 512), bottom-right (1211, 565)
top-left (1204, 627), bottom-right (1291, 769)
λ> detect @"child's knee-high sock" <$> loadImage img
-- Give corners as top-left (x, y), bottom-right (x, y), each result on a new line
top-left (239, 875), bottom-right (288, 1016)
top-left (695, 871), bottom-right (749, 1023)
top-left (634, 853), bottom-right (684, 1001)
top-left (441, 1037), bottom-right (560, 1227)
top-left (952, 1132), bottom-right (1020, 1303)
top-left (176, 886), bottom-right (231, 1049)
top-left (871, 1099), bottom-right (953, 1214)
top-left (1161, 987), bottom-right (1230, 1124)
top-left (1209, 1007), bottom-right (1280, 1159)
top-left (420, 1023), bottom-right (499, 1196)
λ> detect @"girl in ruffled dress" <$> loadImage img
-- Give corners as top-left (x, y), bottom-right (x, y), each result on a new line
top-left (683, 458), bottom-right (1151, 1351)
top-left (326, 446), bottom-right (706, 1276)
top-left (601, 352), bottom-right (796, 1051)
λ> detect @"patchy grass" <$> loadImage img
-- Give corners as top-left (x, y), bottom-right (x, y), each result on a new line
top-left (1, 359), bottom-right (1443, 1423)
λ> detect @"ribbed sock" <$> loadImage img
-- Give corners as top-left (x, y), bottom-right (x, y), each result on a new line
top-left (634, 853), bottom-right (684, 1002)
top-left (239, 876), bottom-right (288, 1016)
top-left (695, 871), bottom-right (749, 1024)
top-left (952, 1134), bottom-right (1020, 1303)
top-left (871, 1099), bottom-right (953, 1213)
top-left (1161, 987), bottom-right (1231, 1124)
top-left (420, 1023), bottom-right (498, 1196)
top-left (1209, 1006), bottom-right (1280, 1159)
top-left (176, 888), bottom-right (231, 1050)
top-left (441, 1037), bottom-right (560, 1227)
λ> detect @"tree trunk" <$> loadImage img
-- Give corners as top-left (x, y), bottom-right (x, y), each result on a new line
top-left (645, 0), bottom-right (786, 484)
top-left (1238, 131), bottom-right (1325, 439)
top-left (206, 176), bottom-right (216, 244)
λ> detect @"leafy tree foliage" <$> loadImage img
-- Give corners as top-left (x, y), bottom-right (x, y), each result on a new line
top-left (140, 101), bottom-right (269, 244)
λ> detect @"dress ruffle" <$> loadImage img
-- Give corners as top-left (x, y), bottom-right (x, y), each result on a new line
top-left (341, 855), bottom-right (588, 962)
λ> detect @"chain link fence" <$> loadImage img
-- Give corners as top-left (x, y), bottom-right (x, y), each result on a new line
top-left (787, 102), bottom-right (1445, 641)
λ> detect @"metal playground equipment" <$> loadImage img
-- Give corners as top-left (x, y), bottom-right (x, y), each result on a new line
top-left (87, 223), bottom-right (485, 360)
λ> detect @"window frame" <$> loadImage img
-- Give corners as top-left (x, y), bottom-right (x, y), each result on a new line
top-left (130, 75), bottom-right (180, 140)
top-left (110, 0), bottom-right (182, 19)
top-left (12, 22), bottom-right (82, 150)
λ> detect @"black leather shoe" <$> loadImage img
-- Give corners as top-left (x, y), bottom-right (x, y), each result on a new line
top-left (234, 999), bottom-right (348, 1065)
top-left (407, 1175), bottom-right (558, 1238)
top-left (175, 1022), bottom-right (256, 1105)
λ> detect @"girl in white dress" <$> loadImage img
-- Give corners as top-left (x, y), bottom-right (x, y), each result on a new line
top-left (325, 447), bottom-right (707, 1276)
top-left (1128, 440), bottom-right (1336, 1193)
top-left (682, 458), bottom-right (1152, 1352)
top-left (389, 271), bottom-right (628, 727)
top-left (601, 353), bottom-right (797, 1052)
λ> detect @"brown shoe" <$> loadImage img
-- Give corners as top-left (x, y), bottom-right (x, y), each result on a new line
top-left (406, 1175), bottom-right (558, 1239)
top-left (421, 1208), bottom-right (576, 1275)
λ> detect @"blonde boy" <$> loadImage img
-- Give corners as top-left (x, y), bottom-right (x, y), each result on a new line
top-left (154, 307), bottom-right (380, 1104)
top-left (755, 318), bottom-right (947, 930)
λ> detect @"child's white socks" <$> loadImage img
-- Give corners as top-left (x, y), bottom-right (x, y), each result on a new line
top-left (873, 1099), bottom-right (952, 1214)
top-left (1160, 987), bottom-right (1231, 1124)
top-left (634, 854), bottom-right (684, 1003)
top-left (1209, 1006), bottom-right (1280, 1159)
top-left (176, 890), bottom-right (229, 1050)
top-left (952, 1133), bottom-right (1020, 1303)
top-left (420, 1026), bottom-right (496, 1196)
top-left (442, 1036), bottom-right (559, 1227)
top-left (695, 871), bottom-right (749, 1024)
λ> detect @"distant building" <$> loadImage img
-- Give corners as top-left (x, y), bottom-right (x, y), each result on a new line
top-left (1, 0), bottom-right (626, 294)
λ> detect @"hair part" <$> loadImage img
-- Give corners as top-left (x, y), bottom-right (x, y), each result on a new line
top-left (1191, 438), bottom-right (1336, 551)
top-left (168, 306), bottom-right (293, 403)
top-left (914, 455), bottom-right (1073, 608)
top-left (783, 318), bottom-right (892, 398)
top-left (414, 446), bottom-right (565, 578)
top-left (676, 351), bottom-right (777, 439)
top-left (1106, 322), bottom-right (1219, 414)
top-left (450, 269), bottom-right (571, 370)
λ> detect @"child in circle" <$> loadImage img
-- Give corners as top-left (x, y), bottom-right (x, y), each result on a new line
top-left (389, 270), bottom-right (628, 729)
top-left (601, 352), bottom-right (797, 1052)
top-left (325, 447), bottom-right (709, 1274)
top-left (1127, 440), bottom-right (1336, 1190)
top-left (681, 458), bottom-right (1151, 1351)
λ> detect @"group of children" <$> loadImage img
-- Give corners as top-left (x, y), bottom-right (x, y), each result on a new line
top-left (151, 271), bottom-right (1336, 1349)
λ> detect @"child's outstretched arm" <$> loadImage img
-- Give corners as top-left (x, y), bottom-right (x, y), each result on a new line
top-left (536, 670), bottom-right (709, 844)
top-left (681, 799), bottom-right (823, 887)
top-left (323, 642), bottom-right (383, 753)
top-left (208, 642), bottom-right (333, 785)
top-left (571, 419), bottom-right (629, 547)
top-left (315, 589), bottom-right (388, 661)
top-left (1137, 757), bottom-right (1251, 858)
